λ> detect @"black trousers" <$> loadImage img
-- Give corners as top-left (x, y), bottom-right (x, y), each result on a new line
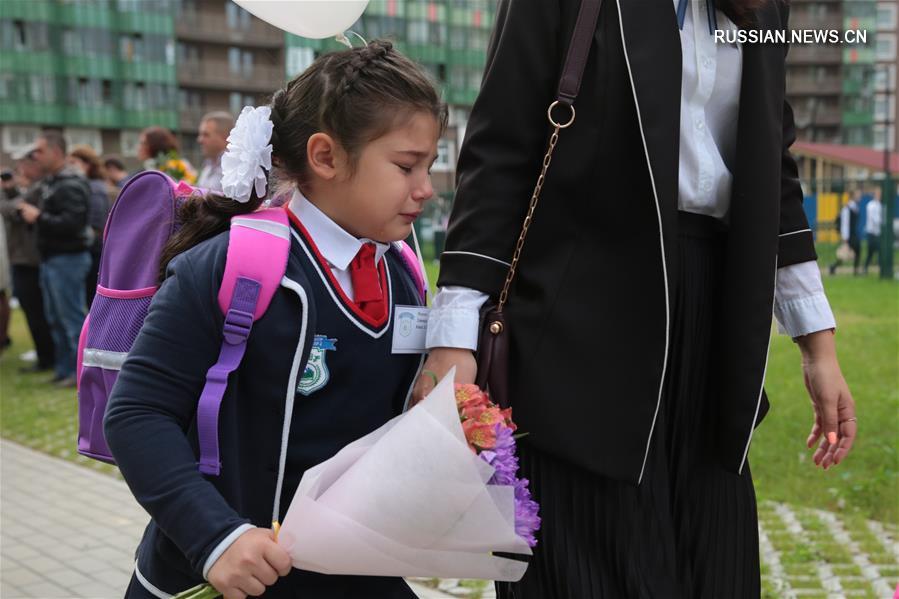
top-left (864, 234), bottom-right (880, 272)
top-left (498, 212), bottom-right (760, 599)
top-left (11, 264), bottom-right (55, 369)
top-left (829, 238), bottom-right (862, 274)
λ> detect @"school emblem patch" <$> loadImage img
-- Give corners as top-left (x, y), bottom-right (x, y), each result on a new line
top-left (297, 335), bottom-right (337, 396)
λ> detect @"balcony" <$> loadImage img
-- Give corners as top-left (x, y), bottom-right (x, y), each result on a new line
top-left (179, 106), bottom-right (216, 132)
top-left (793, 106), bottom-right (842, 128)
top-left (786, 45), bottom-right (841, 65)
top-left (788, 16), bottom-right (843, 30)
top-left (787, 76), bottom-right (842, 95)
top-left (843, 110), bottom-right (874, 127)
top-left (175, 12), bottom-right (284, 48)
top-left (178, 61), bottom-right (287, 93)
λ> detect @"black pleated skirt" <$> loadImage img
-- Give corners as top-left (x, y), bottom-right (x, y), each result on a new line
top-left (498, 212), bottom-right (760, 599)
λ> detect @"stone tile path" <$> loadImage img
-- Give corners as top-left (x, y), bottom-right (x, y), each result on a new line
top-left (2, 440), bottom-right (896, 599)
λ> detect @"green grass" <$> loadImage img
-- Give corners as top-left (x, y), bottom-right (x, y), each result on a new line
top-left (751, 272), bottom-right (898, 523)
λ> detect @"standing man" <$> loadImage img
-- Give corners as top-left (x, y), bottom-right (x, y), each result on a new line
top-left (0, 150), bottom-right (56, 372)
top-left (863, 189), bottom-right (882, 275)
top-left (18, 131), bottom-right (92, 387)
top-left (195, 111), bottom-right (234, 192)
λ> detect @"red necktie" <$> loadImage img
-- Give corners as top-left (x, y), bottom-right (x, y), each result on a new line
top-left (349, 243), bottom-right (386, 321)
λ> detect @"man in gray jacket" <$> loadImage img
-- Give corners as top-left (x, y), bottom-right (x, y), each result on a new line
top-left (18, 131), bottom-right (91, 386)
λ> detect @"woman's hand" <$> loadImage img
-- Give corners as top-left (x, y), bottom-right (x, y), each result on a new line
top-left (207, 527), bottom-right (291, 599)
top-left (796, 330), bottom-right (857, 470)
top-left (410, 348), bottom-right (477, 406)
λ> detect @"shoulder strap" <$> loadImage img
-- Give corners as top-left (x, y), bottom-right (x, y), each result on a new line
top-left (394, 241), bottom-right (428, 305)
top-left (496, 0), bottom-right (602, 310)
top-left (558, 0), bottom-right (603, 105)
top-left (197, 208), bottom-right (291, 476)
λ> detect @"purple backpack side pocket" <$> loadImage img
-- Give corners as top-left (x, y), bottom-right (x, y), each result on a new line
top-left (77, 171), bottom-right (178, 463)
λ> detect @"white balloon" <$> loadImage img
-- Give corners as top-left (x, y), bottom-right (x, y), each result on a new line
top-left (232, 0), bottom-right (369, 40)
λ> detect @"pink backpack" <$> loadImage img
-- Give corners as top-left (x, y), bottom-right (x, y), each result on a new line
top-left (76, 171), bottom-right (426, 475)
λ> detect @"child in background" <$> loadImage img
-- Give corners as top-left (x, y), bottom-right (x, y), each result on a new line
top-left (105, 40), bottom-right (445, 599)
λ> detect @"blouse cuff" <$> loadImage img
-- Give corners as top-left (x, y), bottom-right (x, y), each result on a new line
top-left (773, 292), bottom-right (837, 338)
top-left (426, 287), bottom-right (489, 350)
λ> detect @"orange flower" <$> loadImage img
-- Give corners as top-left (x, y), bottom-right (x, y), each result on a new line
top-left (462, 419), bottom-right (498, 451)
top-left (455, 384), bottom-right (490, 411)
top-left (462, 405), bottom-right (505, 427)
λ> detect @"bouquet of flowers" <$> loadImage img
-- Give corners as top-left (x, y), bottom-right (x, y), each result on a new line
top-left (172, 370), bottom-right (539, 598)
top-left (454, 383), bottom-right (540, 547)
top-left (150, 151), bottom-right (196, 185)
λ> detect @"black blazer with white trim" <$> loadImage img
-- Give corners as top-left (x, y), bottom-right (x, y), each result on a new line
top-left (437, 0), bottom-right (816, 484)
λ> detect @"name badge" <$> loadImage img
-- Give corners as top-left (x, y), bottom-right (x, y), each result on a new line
top-left (391, 306), bottom-right (429, 354)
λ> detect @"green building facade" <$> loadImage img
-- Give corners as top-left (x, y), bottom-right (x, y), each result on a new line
top-left (1, 0), bottom-right (495, 165)
top-left (1, 0), bottom-right (178, 158)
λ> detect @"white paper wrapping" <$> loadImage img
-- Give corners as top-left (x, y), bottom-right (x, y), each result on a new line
top-left (278, 369), bottom-right (532, 581)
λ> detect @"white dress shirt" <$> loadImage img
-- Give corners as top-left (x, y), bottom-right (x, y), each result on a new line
top-left (865, 199), bottom-right (882, 236)
top-left (197, 155), bottom-right (224, 193)
top-left (288, 191), bottom-right (389, 302)
top-left (426, 0), bottom-right (835, 350)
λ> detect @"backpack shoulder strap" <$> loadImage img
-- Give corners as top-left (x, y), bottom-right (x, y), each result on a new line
top-left (197, 208), bottom-right (291, 475)
top-left (393, 241), bottom-right (427, 305)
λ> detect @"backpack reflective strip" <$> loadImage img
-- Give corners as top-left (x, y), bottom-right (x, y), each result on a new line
top-left (82, 348), bottom-right (129, 371)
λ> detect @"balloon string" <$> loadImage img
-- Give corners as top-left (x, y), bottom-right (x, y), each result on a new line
top-left (336, 30), bottom-right (368, 48)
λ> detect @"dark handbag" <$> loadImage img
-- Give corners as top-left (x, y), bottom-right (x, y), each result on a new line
top-left (475, 0), bottom-right (602, 409)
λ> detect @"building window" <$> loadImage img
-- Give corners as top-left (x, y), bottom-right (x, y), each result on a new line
top-left (2, 125), bottom-right (42, 155)
top-left (877, 2), bottom-right (897, 29)
top-left (120, 33), bottom-right (145, 62)
top-left (180, 89), bottom-right (203, 108)
top-left (428, 22), bottom-right (447, 45)
top-left (4, 20), bottom-right (48, 52)
top-left (408, 20), bottom-right (428, 44)
top-left (178, 42), bottom-right (202, 64)
top-left (229, 92), bottom-right (254, 116)
top-left (62, 28), bottom-right (81, 55)
top-left (872, 124), bottom-right (895, 151)
top-left (29, 75), bottom-right (56, 103)
top-left (287, 46), bottom-right (315, 78)
top-left (875, 33), bottom-right (896, 61)
top-left (450, 26), bottom-right (466, 50)
top-left (124, 82), bottom-right (147, 110)
top-left (65, 128), bottom-right (103, 154)
top-left (227, 48), bottom-right (254, 76)
top-left (874, 94), bottom-right (896, 123)
top-left (0, 73), bottom-right (11, 100)
top-left (226, 3), bottom-right (251, 29)
top-left (13, 20), bottom-right (27, 50)
top-left (120, 130), bottom-right (142, 157)
top-left (433, 137), bottom-right (455, 173)
top-left (178, 0), bottom-right (198, 18)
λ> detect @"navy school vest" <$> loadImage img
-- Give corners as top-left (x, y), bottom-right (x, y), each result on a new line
top-left (283, 217), bottom-right (424, 487)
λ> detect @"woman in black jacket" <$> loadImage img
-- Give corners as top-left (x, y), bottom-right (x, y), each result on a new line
top-left (414, 0), bottom-right (857, 596)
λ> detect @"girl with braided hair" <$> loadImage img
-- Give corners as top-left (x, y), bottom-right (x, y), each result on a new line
top-left (106, 40), bottom-right (446, 599)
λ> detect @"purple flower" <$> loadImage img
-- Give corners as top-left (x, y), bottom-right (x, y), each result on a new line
top-left (479, 425), bottom-right (541, 547)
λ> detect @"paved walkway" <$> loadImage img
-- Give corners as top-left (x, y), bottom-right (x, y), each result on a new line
top-left (3, 439), bottom-right (896, 598)
top-left (0, 440), bottom-right (452, 599)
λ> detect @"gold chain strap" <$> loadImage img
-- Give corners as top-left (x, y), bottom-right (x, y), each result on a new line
top-left (497, 101), bottom-right (576, 311)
